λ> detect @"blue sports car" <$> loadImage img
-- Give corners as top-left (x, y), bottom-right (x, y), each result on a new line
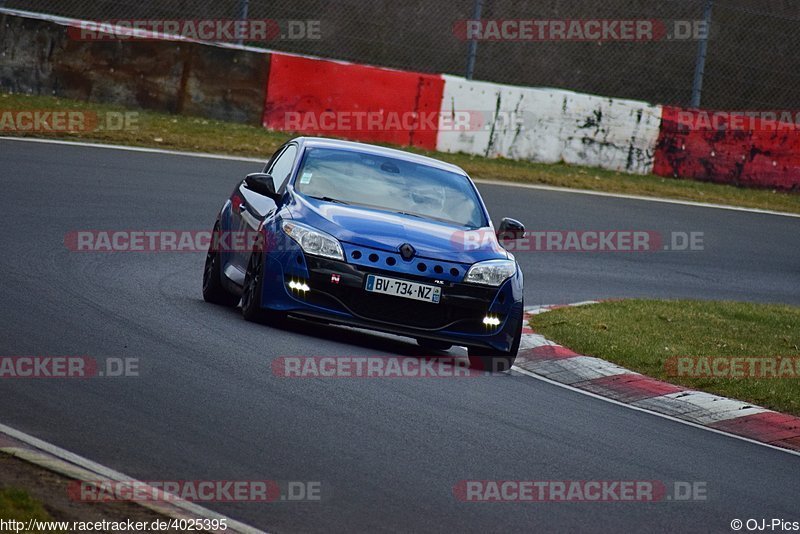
top-left (203, 137), bottom-right (525, 371)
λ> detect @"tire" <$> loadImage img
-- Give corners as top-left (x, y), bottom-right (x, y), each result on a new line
top-left (416, 339), bottom-right (453, 352)
top-left (202, 223), bottom-right (239, 307)
top-left (468, 308), bottom-right (523, 373)
top-left (241, 248), bottom-right (285, 325)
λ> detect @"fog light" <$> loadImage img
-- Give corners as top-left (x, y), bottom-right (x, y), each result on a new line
top-left (483, 316), bottom-right (501, 327)
top-left (288, 280), bottom-right (310, 292)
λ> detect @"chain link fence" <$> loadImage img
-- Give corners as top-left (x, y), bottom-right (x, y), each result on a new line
top-left (3, 0), bottom-right (800, 110)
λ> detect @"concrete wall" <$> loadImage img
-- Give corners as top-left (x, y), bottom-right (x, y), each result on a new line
top-left (653, 106), bottom-right (800, 191)
top-left (0, 12), bottom-right (269, 124)
top-left (436, 75), bottom-right (663, 175)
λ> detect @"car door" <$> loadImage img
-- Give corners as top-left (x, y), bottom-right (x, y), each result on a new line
top-left (231, 143), bottom-right (299, 272)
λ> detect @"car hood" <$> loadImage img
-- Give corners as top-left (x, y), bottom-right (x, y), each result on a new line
top-left (292, 197), bottom-right (507, 264)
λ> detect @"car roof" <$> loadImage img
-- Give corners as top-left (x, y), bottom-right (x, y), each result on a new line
top-left (292, 137), bottom-right (467, 176)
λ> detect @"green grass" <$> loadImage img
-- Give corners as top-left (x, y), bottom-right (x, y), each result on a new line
top-left (530, 300), bottom-right (800, 416)
top-left (3, 92), bottom-right (800, 214)
top-left (0, 487), bottom-right (55, 525)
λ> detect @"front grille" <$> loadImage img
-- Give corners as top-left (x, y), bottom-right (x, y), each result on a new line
top-left (341, 243), bottom-right (468, 283)
top-left (340, 291), bottom-right (479, 330)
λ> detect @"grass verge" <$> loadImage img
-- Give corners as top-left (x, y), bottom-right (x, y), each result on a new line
top-left (0, 487), bottom-right (55, 524)
top-left (3, 92), bottom-right (800, 215)
top-left (0, 453), bottom-right (201, 532)
top-left (530, 300), bottom-right (800, 416)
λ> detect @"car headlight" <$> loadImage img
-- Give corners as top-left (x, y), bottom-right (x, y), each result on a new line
top-left (464, 259), bottom-right (516, 286)
top-left (282, 221), bottom-right (344, 261)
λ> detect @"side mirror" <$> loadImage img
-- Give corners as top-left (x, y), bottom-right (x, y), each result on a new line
top-left (497, 218), bottom-right (526, 242)
top-left (244, 173), bottom-right (281, 201)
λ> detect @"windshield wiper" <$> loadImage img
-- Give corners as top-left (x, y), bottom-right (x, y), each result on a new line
top-left (394, 211), bottom-right (425, 219)
top-left (395, 210), bottom-right (468, 227)
top-left (308, 195), bottom-right (350, 205)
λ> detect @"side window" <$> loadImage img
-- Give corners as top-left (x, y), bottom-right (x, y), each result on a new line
top-left (268, 145), bottom-right (298, 191)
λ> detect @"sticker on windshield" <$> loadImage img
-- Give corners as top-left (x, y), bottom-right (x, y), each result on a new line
top-left (300, 172), bottom-right (313, 184)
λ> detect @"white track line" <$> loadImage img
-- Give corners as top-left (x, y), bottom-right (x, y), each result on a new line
top-left (520, 303), bottom-right (800, 458)
top-left (472, 179), bottom-right (800, 219)
top-left (0, 422), bottom-right (266, 534)
top-left (510, 366), bottom-right (800, 458)
top-left (3, 136), bottom-right (798, 219)
top-left (0, 136), bottom-right (264, 163)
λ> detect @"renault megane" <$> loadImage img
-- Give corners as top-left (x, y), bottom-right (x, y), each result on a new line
top-left (202, 137), bottom-right (525, 371)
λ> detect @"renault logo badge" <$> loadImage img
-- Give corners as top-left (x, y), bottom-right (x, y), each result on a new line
top-left (399, 243), bottom-right (416, 261)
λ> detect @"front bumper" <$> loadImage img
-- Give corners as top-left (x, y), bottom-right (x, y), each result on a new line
top-left (260, 237), bottom-right (523, 352)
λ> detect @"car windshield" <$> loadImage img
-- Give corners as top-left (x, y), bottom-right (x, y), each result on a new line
top-left (294, 147), bottom-right (487, 228)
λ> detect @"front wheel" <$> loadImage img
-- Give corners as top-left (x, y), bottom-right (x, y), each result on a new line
top-left (241, 248), bottom-right (285, 325)
top-left (202, 223), bottom-right (239, 307)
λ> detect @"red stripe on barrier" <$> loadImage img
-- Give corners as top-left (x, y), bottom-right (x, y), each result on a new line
top-left (773, 436), bottom-right (800, 452)
top-left (262, 53), bottom-right (444, 150)
top-left (653, 106), bottom-right (800, 190)
top-left (709, 411), bottom-right (800, 443)
top-left (518, 345), bottom-right (580, 361)
top-left (576, 373), bottom-right (686, 403)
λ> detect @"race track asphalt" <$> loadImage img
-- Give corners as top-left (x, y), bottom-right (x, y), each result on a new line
top-left (1, 139), bottom-right (798, 533)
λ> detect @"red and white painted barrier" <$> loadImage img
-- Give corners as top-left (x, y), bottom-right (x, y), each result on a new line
top-left (6, 10), bottom-right (799, 189)
top-left (262, 53), bottom-right (443, 150)
top-left (261, 62), bottom-right (663, 175)
top-left (653, 106), bottom-right (800, 190)
top-left (259, 50), bottom-right (800, 189)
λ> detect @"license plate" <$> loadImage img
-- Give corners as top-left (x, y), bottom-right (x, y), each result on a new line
top-left (365, 274), bottom-right (441, 304)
